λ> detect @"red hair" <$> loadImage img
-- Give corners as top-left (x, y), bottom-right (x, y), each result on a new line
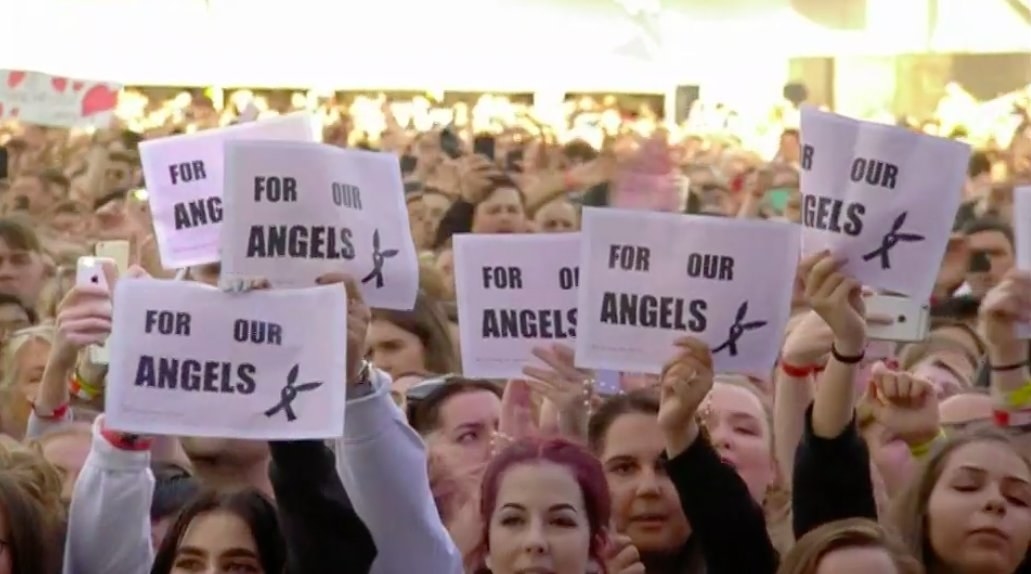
top-left (468, 437), bottom-right (610, 573)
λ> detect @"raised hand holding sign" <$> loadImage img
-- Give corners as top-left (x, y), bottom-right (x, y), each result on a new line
top-left (220, 141), bottom-right (418, 310)
top-left (106, 280), bottom-right (347, 440)
top-left (799, 107), bottom-right (970, 299)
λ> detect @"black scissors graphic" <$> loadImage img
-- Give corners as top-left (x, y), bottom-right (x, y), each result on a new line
top-left (712, 301), bottom-right (768, 357)
top-left (860, 212), bottom-right (924, 270)
top-left (264, 364), bottom-right (323, 422)
top-left (361, 229), bottom-right (399, 289)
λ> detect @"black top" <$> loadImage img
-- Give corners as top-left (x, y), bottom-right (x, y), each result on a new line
top-left (268, 441), bottom-right (377, 574)
top-left (666, 430), bottom-right (778, 574)
top-left (792, 405), bottom-right (877, 539)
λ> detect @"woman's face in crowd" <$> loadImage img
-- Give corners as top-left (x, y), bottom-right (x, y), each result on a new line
top-left (814, 546), bottom-right (899, 574)
top-left (430, 390), bottom-right (501, 474)
top-left (41, 432), bottom-right (91, 501)
top-left (927, 440), bottom-right (1031, 573)
top-left (435, 249), bottom-right (455, 298)
top-left (366, 319), bottom-right (427, 379)
top-left (0, 238), bottom-right (44, 306)
top-left (422, 192), bottom-right (452, 236)
top-left (472, 187), bottom-right (526, 234)
top-left (13, 337), bottom-right (49, 405)
top-left (487, 462), bottom-right (593, 574)
top-left (533, 199), bottom-right (578, 233)
top-left (599, 412), bottom-right (690, 553)
top-left (699, 383), bottom-right (775, 503)
top-left (172, 510), bottom-right (263, 574)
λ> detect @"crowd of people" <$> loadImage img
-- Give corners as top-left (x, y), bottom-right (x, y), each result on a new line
top-left (0, 86), bottom-right (1026, 574)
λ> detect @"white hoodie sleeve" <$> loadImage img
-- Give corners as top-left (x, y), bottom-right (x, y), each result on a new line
top-left (333, 369), bottom-right (462, 574)
top-left (63, 419), bottom-right (155, 574)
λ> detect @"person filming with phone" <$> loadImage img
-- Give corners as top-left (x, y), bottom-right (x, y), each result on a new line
top-left (960, 217), bottom-right (1016, 299)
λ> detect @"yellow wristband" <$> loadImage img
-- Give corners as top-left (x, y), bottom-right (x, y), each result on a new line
top-left (1003, 381), bottom-right (1031, 410)
top-left (69, 370), bottom-right (102, 400)
top-left (909, 429), bottom-right (946, 458)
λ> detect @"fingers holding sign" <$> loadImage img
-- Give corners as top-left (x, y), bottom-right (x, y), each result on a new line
top-left (316, 273), bottom-right (370, 383)
top-left (800, 250), bottom-right (866, 353)
top-left (980, 269), bottom-right (1031, 355)
top-left (657, 337), bottom-right (714, 458)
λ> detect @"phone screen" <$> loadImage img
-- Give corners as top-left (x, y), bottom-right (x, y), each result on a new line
top-left (473, 135), bottom-right (496, 160)
top-left (0, 146), bottom-right (8, 180)
top-left (440, 129), bottom-right (462, 159)
top-left (969, 250), bottom-right (991, 273)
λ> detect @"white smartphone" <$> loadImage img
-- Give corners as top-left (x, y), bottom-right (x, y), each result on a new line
top-left (76, 256), bottom-right (115, 364)
top-left (866, 294), bottom-right (931, 342)
top-left (94, 240), bottom-right (130, 275)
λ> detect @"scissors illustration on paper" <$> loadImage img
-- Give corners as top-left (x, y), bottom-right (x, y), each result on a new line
top-left (712, 301), bottom-right (768, 357)
top-left (860, 212), bottom-right (924, 270)
top-left (361, 229), bottom-right (399, 289)
top-left (264, 364), bottom-right (323, 422)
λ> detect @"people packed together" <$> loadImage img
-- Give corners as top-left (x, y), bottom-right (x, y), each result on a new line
top-left (0, 82), bottom-right (1027, 574)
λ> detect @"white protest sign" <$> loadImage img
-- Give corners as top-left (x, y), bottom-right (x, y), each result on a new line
top-left (454, 233), bottom-right (580, 378)
top-left (106, 280), bottom-right (348, 440)
top-left (139, 112), bottom-right (320, 270)
top-left (0, 69), bottom-right (120, 129)
top-left (220, 140), bottom-right (418, 310)
top-left (1016, 186), bottom-right (1031, 339)
top-left (575, 208), bottom-right (798, 376)
top-left (799, 107), bottom-right (971, 299)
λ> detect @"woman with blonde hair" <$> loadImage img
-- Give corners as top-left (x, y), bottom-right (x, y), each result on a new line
top-left (0, 326), bottom-right (54, 439)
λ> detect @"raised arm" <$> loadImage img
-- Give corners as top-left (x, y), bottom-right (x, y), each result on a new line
top-left (63, 417), bottom-right (154, 574)
top-left (658, 337), bottom-right (777, 574)
top-left (792, 251), bottom-right (877, 538)
top-left (321, 272), bottom-right (462, 574)
top-left (980, 270), bottom-right (1031, 404)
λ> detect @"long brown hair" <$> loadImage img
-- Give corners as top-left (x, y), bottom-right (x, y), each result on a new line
top-left (371, 290), bottom-right (458, 375)
top-left (777, 518), bottom-right (922, 574)
top-left (0, 472), bottom-right (60, 574)
top-left (892, 428), bottom-right (1031, 570)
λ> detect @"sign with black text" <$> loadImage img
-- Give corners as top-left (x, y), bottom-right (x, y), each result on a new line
top-left (139, 112), bottom-right (319, 269)
top-left (799, 107), bottom-right (970, 298)
top-left (220, 140), bottom-right (418, 310)
top-left (106, 280), bottom-right (348, 439)
top-left (575, 208), bottom-right (798, 375)
top-left (454, 233), bottom-right (580, 378)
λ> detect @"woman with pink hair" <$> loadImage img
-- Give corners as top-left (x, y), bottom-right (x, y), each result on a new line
top-left (467, 437), bottom-right (615, 574)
